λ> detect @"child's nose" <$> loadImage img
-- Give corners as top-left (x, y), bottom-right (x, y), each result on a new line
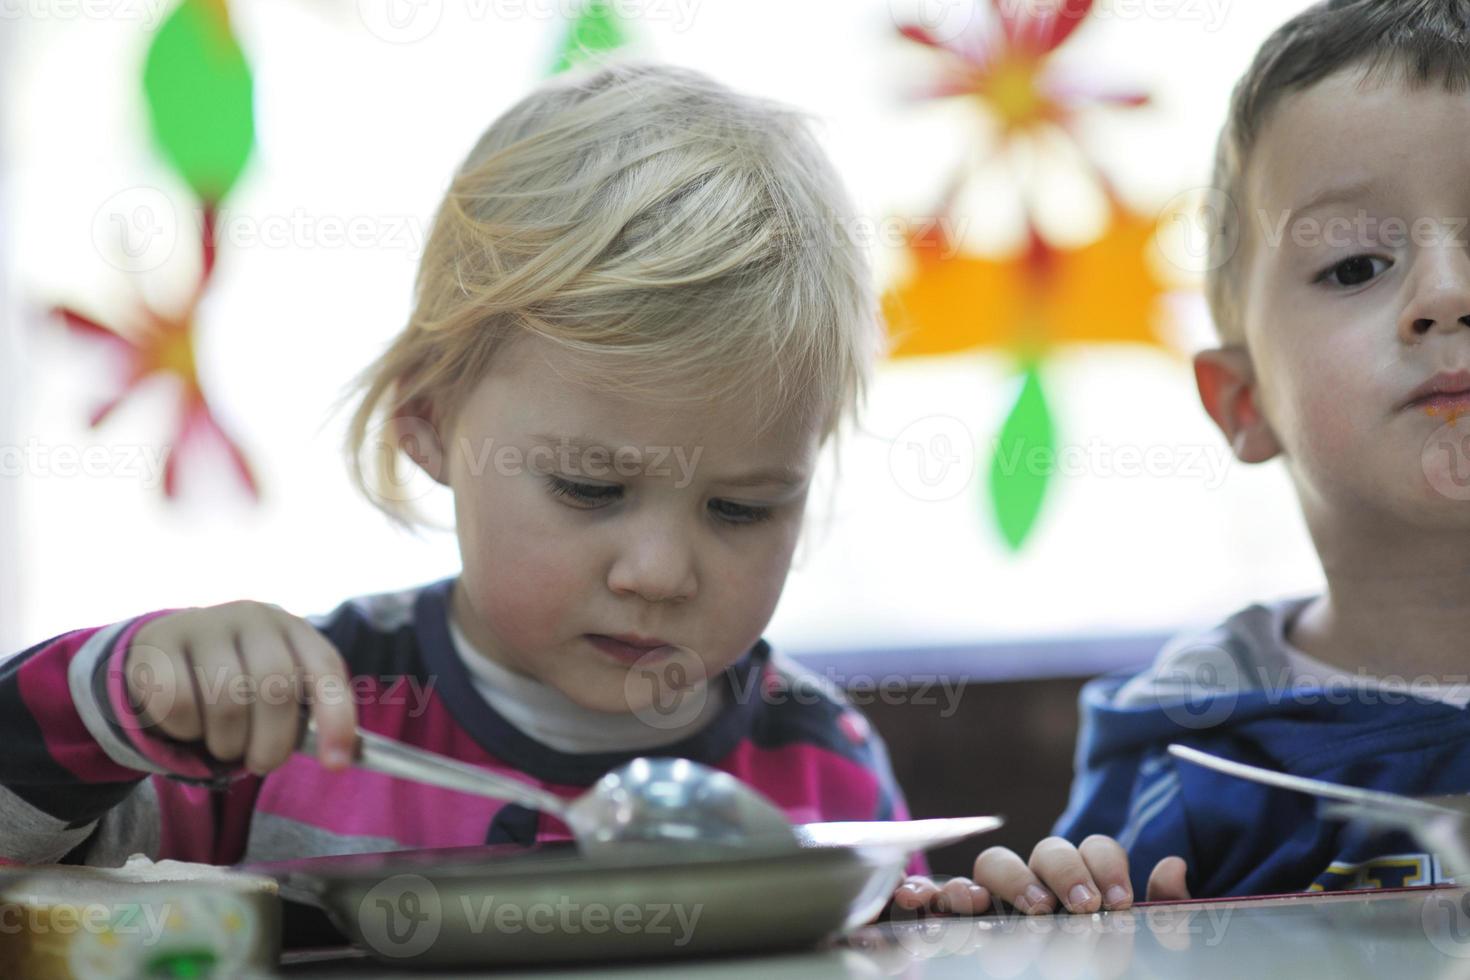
top-left (1398, 247), bottom-right (1470, 343)
top-left (606, 528), bottom-right (698, 604)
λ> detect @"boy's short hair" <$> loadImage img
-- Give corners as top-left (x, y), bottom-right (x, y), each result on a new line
top-left (344, 63), bottom-right (882, 525)
top-left (1207, 0), bottom-right (1470, 343)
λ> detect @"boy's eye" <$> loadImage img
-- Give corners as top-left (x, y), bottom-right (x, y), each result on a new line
top-left (1317, 255), bottom-right (1392, 288)
top-left (546, 476), bottom-right (621, 506)
top-left (545, 476), bottom-right (772, 526)
top-left (709, 499), bottom-right (773, 525)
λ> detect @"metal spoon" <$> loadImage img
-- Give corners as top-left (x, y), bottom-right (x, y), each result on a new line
top-left (300, 721), bottom-right (799, 857)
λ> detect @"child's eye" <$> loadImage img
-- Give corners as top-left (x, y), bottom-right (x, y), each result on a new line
top-left (1316, 254), bottom-right (1392, 288)
top-left (546, 476), bottom-right (621, 506)
top-left (709, 499), bottom-right (773, 526)
top-left (545, 478), bottom-right (771, 527)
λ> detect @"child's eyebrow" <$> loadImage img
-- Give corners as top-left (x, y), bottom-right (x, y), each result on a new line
top-left (530, 433), bottom-right (807, 489)
top-left (1290, 178), bottom-right (1379, 219)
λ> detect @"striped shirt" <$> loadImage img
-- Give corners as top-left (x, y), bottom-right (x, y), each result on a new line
top-left (0, 577), bottom-right (914, 869)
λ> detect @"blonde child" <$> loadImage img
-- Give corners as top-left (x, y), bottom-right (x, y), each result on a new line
top-left (1, 65), bottom-right (919, 881)
top-left (902, 0), bottom-right (1470, 916)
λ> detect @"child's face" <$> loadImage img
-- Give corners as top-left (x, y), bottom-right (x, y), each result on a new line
top-left (1237, 67), bottom-right (1470, 525)
top-left (439, 332), bottom-right (820, 715)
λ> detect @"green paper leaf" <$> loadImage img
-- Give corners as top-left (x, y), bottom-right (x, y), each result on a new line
top-left (987, 361), bottom-right (1056, 551)
top-left (143, 0), bottom-right (254, 203)
top-left (550, 0), bottom-right (629, 74)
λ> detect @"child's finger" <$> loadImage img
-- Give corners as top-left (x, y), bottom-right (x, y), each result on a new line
top-left (973, 846), bottom-right (1057, 915)
top-left (1028, 836), bottom-right (1103, 913)
top-left (127, 642), bottom-right (201, 740)
top-left (236, 627), bottom-right (301, 775)
top-left (194, 638), bottom-right (252, 764)
top-left (892, 875), bottom-right (941, 910)
top-left (1145, 856), bottom-right (1192, 902)
top-left (938, 876), bottom-right (991, 916)
top-left (1078, 834), bottom-right (1134, 910)
top-left (280, 615), bottom-right (357, 769)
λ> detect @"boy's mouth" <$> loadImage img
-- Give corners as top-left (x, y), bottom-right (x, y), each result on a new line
top-left (585, 634), bottom-right (678, 664)
top-left (1402, 370), bottom-right (1470, 413)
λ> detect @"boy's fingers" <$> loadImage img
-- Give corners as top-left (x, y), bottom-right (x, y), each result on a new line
top-left (1029, 836), bottom-right (1103, 914)
top-left (939, 876), bottom-right (990, 917)
top-left (1145, 856), bottom-right (1192, 902)
top-left (196, 639), bottom-right (251, 764)
top-left (127, 643), bottom-right (201, 739)
top-left (1079, 834), bottom-right (1134, 910)
top-left (893, 875), bottom-right (941, 910)
top-left (974, 846), bottom-right (1057, 915)
top-left (236, 628), bottom-right (300, 775)
top-left (281, 616), bottom-right (357, 769)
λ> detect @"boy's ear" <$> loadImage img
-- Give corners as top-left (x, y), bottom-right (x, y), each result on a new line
top-left (1194, 348), bottom-right (1282, 464)
top-left (393, 397), bottom-right (450, 487)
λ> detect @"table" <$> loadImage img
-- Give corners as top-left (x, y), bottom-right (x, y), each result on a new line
top-left (279, 887), bottom-right (1470, 979)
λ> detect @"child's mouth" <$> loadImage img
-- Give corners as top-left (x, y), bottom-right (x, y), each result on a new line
top-left (585, 634), bottom-right (678, 665)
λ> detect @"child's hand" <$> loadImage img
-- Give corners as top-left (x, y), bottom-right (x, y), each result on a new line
top-left (973, 837), bottom-right (1190, 914)
top-left (892, 837), bottom-right (1191, 917)
top-left (125, 601), bottom-right (358, 775)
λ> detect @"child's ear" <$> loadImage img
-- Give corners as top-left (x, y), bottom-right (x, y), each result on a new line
top-left (393, 397), bottom-right (450, 487)
top-left (1194, 348), bottom-right (1282, 464)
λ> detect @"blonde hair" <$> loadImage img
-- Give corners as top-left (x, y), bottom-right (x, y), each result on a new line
top-left (342, 62), bottom-right (883, 527)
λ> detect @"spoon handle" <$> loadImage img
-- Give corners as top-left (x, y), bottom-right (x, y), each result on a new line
top-left (300, 718), bottom-right (571, 817)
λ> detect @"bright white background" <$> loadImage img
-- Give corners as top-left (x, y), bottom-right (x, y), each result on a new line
top-left (1, 0), bottom-right (1324, 660)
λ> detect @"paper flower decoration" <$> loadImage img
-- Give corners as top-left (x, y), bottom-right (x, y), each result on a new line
top-left (550, 0), bottom-right (630, 74)
top-left (886, 0), bottom-right (1165, 550)
top-left (52, 0), bottom-right (259, 502)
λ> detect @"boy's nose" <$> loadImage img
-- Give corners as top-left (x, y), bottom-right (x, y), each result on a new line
top-left (606, 530), bottom-right (698, 604)
top-left (1398, 250), bottom-right (1470, 342)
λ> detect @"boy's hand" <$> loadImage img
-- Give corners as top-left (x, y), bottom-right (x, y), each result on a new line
top-left (125, 601), bottom-right (358, 775)
top-left (892, 837), bottom-right (1191, 917)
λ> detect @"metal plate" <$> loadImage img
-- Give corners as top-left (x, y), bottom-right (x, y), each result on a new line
top-left (250, 841), bottom-right (907, 968)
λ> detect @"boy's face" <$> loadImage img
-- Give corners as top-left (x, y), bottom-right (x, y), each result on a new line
top-left (1234, 67), bottom-right (1470, 524)
top-left (436, 332), bottom-right (820, 716)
